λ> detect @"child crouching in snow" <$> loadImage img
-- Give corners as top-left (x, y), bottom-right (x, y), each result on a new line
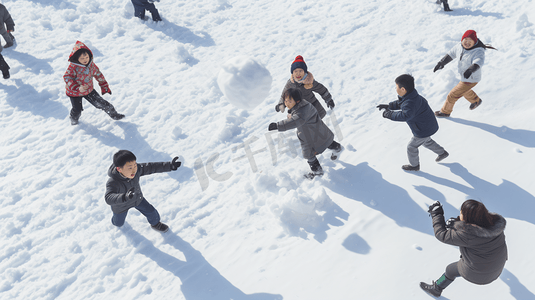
top-left (433, 30), bottom-right (496, 117)
top-left (269, 88), bottom-right (343, 179)
top-left (276, 55), bottom-right (335, 120)
top-left (63, 41), bottom-right (125, 125)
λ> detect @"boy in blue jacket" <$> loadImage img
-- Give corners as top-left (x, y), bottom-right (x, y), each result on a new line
top-left (377, 74), bottom-right (449, 171)
top-left (105, 150), bottom-right (181, 232)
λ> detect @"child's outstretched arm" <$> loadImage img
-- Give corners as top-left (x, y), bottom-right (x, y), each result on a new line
top-left (92, 64), bottom-right (111, 95)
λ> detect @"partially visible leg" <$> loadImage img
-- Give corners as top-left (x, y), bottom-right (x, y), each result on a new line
top-left (84, 90), bottom-right (124, 120)
top-left (420, 261), bottom-right (459, 297)
top-left (132, 2), bottom-right (146, 20)
top-left (111, 211), bottom-right (129, 227)
top-left (441, 82), bottom-right (477, 115)
top-left (146, 3), bottom-right (162, 21)
top-left (135, 198), bottom-right (161, 226)
top-left (1, 32), bottom-right (13, 48)
top-left (422, 137), bottom-right (445, 155)
top-left (443, 0), bottom-right (453, 11)
top-left (0, 53), bottom-right (10, 79)
top-left (307, 157), bottom-right (324, 175)
top-left (407, 136), bottom-right (426, 167)
top-left (69, 97), bottom-right (83, 124)
top-left (461, 82), bottom-right (480, 105)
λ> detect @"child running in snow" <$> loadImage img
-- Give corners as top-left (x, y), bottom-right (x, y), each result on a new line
top-left (433, 30), bottom-right (496, 117)
top-left (269, 88), bottom-right (343, 179)
top-left (0, 4), bottom-right (15, 50)
top-left (377, 74), bottom-right (448, 171)
top-left (63, 41), bottom-right (125, 125)
top-left (105, 150), bottom-right (182, 232)
top-left (276, 55), bottom-right (335, 120)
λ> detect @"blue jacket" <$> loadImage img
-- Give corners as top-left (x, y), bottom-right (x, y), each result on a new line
top-left (388, 89), bottom-right (439, 138)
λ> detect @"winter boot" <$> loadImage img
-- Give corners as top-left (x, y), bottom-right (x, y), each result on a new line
top-left (70, 115), bottom-right (79, 125)
top-left (330, 142), bottom-right (344, 161)
top-left (107, 108), bottom-right (125, 120)
top-left (305, 158), bottom-right (324, 179)
top-left (402, 164), bottom-right (420, 171)
top-left (443, 0), bottom-right (453, 11)
top-left (420, 273), bottom-right (454, 298)
top-left (0, 54), bottom-right (10, 79)
top-left (434, 111), bottom-right (450, 117)
top-left (151, 222), bottom-right (169, 233)
top-left (469, 99), bottom-right (482, 110)
top-left (435, 150), bottom-right (449, 162)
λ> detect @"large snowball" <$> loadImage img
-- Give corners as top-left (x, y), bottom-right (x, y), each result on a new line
top-left (217, 56), bottom-right (272, 111)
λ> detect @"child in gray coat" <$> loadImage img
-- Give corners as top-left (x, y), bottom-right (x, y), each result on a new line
top-left (0, 4), bottom-right (14, 51)
top-left (269, 88), bottom-right (342, 179)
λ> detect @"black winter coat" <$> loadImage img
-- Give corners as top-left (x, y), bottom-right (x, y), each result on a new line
top-left (433, 213), bottom-right (508, 284)
top-left (388, 89), bottom-right (439, 138)
top-left (105, 162), bottom-right (172, 214)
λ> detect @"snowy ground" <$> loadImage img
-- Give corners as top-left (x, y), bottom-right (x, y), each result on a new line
top-left (1, 0), bottom-right (535, 299)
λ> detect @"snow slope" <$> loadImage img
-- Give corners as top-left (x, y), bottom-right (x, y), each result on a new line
top-left (1, 0), bottom-right (535, 299)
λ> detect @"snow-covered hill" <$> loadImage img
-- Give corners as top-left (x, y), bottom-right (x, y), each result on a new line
top-left (1, 0), bottom-right (535, 299)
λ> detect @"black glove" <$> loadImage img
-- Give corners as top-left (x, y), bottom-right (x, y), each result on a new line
top-left (170, 156), bottom-right (181, 170)
top-left (427, 201), bottom-right (444, 216)
top-left (327, 99), bottom-right (335, 110)
top-left (446, 217), bottom-right (458, 229)
top-left (433, 54), bottom-right (453, 72)
top-left (124, 187), bottom-right (135, 202)
top-left (382, 109), bottom-right (393, 119)
top-left (433, 62), bottom-right (444, 73)
top-left (463, 64), bottom-right (480, 79)
top-left (275, 104), bottom-right (280, 112)
top-left (268, 122), bottom-right (278, 131)
top-left (376, 104), bottom-right (389, 111)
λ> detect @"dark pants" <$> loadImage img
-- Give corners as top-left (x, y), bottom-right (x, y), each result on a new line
top-left (132, 1), bottom-right (162, 21)
top-left (70, 90), bottom-right (116, 120)
top-left (111, 198), bottom-right (161, 227)
top-left (445, 261), bottom-right (461, 280)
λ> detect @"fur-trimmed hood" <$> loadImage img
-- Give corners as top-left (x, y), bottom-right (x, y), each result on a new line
top-left (452, 213), bottom-right (506, 238)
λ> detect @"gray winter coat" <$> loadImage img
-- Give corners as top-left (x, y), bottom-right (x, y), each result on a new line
top-left (277, 100), bottom-right (334, 160)
top-left (433, 213), bottom-right (507, 285)
top-left (105, 162), bottom-right (172, 214)
top-left (278, 76), bottom-right (332, 119)
top-left (0, 4), bottom-right (14, 34)
top-left (448, 41), bottom-right (485, 83)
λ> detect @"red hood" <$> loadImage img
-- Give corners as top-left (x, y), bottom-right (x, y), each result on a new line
top-left (68, 40), bottom-right (94, 63)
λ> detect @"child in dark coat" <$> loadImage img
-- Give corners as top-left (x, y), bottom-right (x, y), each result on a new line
top-left (63, 41), bottom-right (125, 125)
top-left (421, 200), bottom-right (507, 298)
top-left (131, 0), bottom-right (162, 22)
top-left (276, 55), bottom-right (335, 119)
top-left (378, 74), bottom-right (448, 171)
top-left (0, 4), bottom-right (15, 50)
top-left (269, 88), bottom-right (343, 179)
top-left (105, 150), bottom-right (181, 232)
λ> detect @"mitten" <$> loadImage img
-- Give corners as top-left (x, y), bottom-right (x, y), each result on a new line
top-left (124, 187), bottom-right (135, 202)
top-left (101, 83), bottom-right (112, 95)
top-left (268, 123), bottom-right (278, 131)
top-left (427, 201), bottom-right (444, 216)
top-left (463, 64), bottom-right (480, 79)
top-left (446, 217), bottom-right (458, 229)
top-left (382, 109), bottom-right (393, 119)
top-left (170, 157), bottom-right (181, 171)
top-left (433, 54), bottom-right (453, 72)
top-left (327, 99), bottom-right (335, 110)
top-left (376, 104), bottom-right (389, 111)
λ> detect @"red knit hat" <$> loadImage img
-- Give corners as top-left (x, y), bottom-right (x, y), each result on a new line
top-left (291, 55), bottom-right (307, 74)
top-left (462, 30), bottom-right (477, 42)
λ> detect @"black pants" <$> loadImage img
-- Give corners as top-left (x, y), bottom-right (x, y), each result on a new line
top-left (70, 90), bottom-right (116, 120)
top-left (132, 2), bottom-right (162, 21)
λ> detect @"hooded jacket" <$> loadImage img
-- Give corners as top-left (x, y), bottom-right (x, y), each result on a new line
top-left (448, 40), bottom-right (486, 83)
top-left (277, 100), bottom-right (334, 160)
top-left (63, 41), bottom-right (110, 97)
top-left (433, 213), bottom-right (508, 285)
top-left (105, 162), bottom-right (172, 214)
top-left (387, 89), bottom-right (439, 138)
top-left (278, 72), bottom-right (332, 119)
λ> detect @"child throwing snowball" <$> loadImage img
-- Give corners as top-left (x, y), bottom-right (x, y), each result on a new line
top-left (276, 55), bottom-right (335, 120)
top-left (63, 41), bottom-right (125, 125)
top-left (105, 150), bottom-right (182, 232)
top-left (269, 88), bottom-right (343, 179)
top-left (433, 30), bottom-right (496, 117)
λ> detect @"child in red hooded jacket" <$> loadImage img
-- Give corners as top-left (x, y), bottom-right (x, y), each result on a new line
top-left (63, 41), bottom-right (124, 125)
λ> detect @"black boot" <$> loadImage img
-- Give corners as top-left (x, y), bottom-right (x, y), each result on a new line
top-left (107, 108), bottom-right (125, 120)
top-left (305, 158), bottom-right (324, 179)
top-left (443, 0), bottom-right (453, 11)
top-left (70, 115), bottom-right (79, 125)
top-left (420, 273), bottom-right (454, 298)
top-left (151, 222), bottom-right (169, 233)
